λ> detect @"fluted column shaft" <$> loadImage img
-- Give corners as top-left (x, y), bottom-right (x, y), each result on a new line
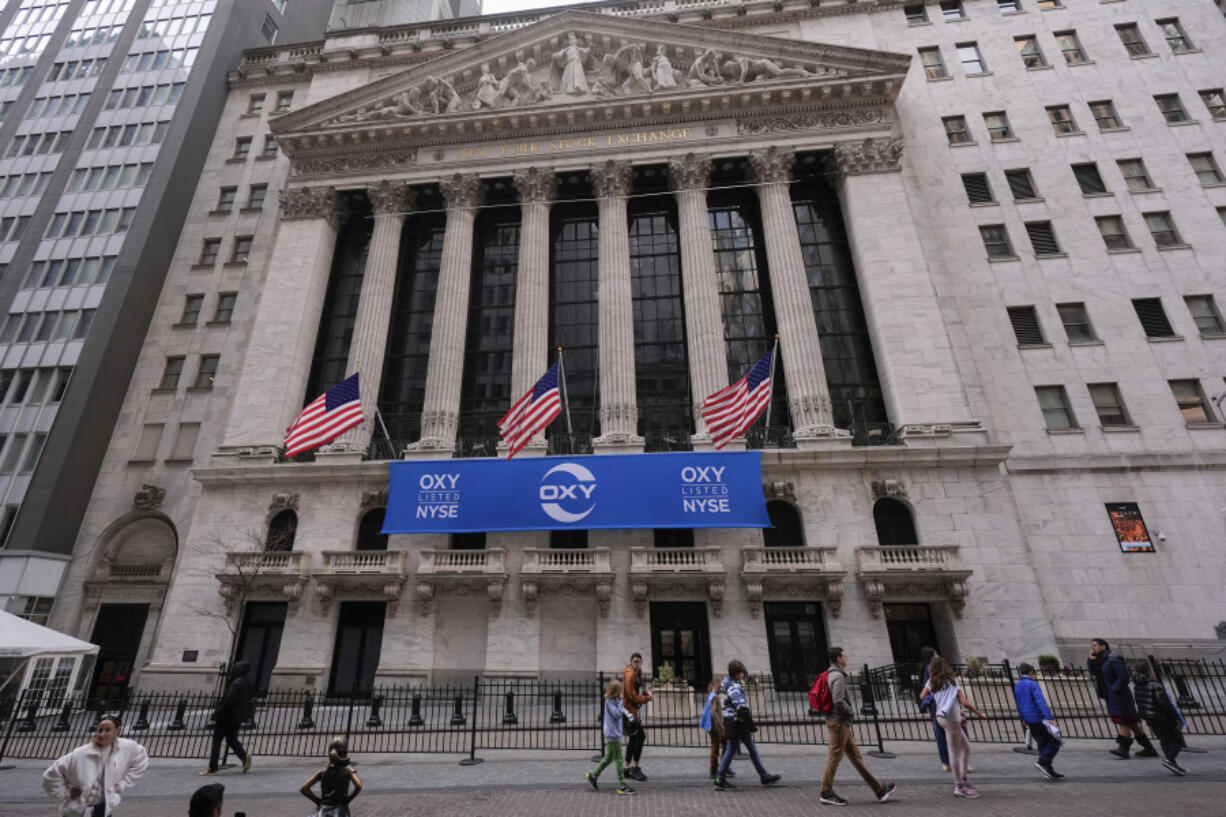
top-left (668, 154), bottom-right (728, 438)
top-left (748, 147), bottom-right (834, 433)
top-left (334, 181), bottom-right (413, 449)
top-left (416, 174), bottom-right (482, 449)
top-left (590, 160), bottom-right (641, 446)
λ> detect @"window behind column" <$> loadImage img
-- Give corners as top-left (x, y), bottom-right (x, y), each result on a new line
top-left (549, 179), bottom-right (599, 450)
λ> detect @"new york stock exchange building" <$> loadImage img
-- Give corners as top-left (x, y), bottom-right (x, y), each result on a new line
top-left (50, 1), bottom-right (1226, 696)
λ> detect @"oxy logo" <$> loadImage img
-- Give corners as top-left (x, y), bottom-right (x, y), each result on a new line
top-left (680, 464), bottom-right (731, 513)
top-left (416, 472), bottom-right (461, 519)
top-left (681, 466), bottom-right (725, 483)
top-left (539, 462), bottom-right (597, 524)
top-left (419, 473), bottom-right (460, 491)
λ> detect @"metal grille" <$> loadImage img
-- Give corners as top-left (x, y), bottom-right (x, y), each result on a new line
top-left (1132, 298), bottom-right (1175, 338)
top-left (1025, 221), bottom-right (1062, 256)
top-left (1007, 306), bottom-right (1046, 346)
top-left (961, 173), bottom-right (994, 204)
top-left (1005, 169), bottom-right (1037, 200)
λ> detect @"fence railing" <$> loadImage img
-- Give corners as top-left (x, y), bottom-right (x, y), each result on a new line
top-left (4, 659), bottom-right (1224, 761)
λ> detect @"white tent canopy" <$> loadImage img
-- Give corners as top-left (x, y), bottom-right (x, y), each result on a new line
top-left (0, 610), bottom-right (99, 658)
top-left (0, 610), bottom-right (99, 710)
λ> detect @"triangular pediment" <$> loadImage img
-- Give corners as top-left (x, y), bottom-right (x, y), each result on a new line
top-left (272, 9), bottom-right (909, 152)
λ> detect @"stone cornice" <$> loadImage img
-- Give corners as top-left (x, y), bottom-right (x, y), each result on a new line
top-left (830, 136), bottom-right (905, 176)
top-left (1005, 451), bottom-right (1226, 474)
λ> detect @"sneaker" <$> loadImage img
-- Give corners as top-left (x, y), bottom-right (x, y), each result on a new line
top-left (198, 769), bottom-right (219, 776)
top-left (1162, 758), bottom-right (1187, 776)
top-left (586, 772), bottom-right (599, 791)
top-left (876, 782), bottom-right (896, 802)
top-left (725, 768), bottom-right (737, 777)
top-left (819, 791), bottom-right (848, 806)
top-left (1048, 769), bottom-right (1066, 780)
top-left (962, 784), bottom-right (981, 799)
top-left (760, 773), bottom-right (781, 786)
top-left (953, 786), bottom-right (968, 798)
top-left (1034, 761), bottom-right (1055, 780)
top-left (617, 786), bottom-right (637, 796)
top-left (628, 767), bottom-right (647, 782)
top-left (713, 777), bottom-right (736, 791)
top-left (941, 764), bottom-right (951, 772)
top-left (1136, 747), bottom-right (1159, 758)
top-left (242, 753), bottom-right (253, 773)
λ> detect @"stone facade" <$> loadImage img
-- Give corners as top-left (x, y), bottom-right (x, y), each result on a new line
top-left (47, 1), bottom-right (1226, 693)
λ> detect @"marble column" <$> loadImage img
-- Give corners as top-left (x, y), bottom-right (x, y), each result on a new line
top-left (668, 153), bottom-right (729, 443)
top-left (412, 173), bottom-right (483, 453)
top-left (589, 159), bottom-right (642, 449)
top-left (217, 186), bottom-right (342, 458)
top-left (508, 167), bottom-right (557, 454)
top-left (830, 137), bottom-right (977, 433)
top-left (330, 180), bottom-right (413, 452)
top-left (747, 147), bottom-right (838, 437)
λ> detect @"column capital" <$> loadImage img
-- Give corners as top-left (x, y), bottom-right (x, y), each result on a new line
top-left (279, 185), bottom-right (339, 222)
top-left (367, 180), bottom-right (414, 215)
top-left (439, 173), bottom-right (483, 209)
top-left (512, 166), bottom-right (557, 204)
top-left (747, 147), bottom-right (796, 185)
top-left (830, 137), bottom-right (905, 177)
top-left (590, 159), bottom-right (633, 198)
top-left (667, 153), bottom-right (711, 192)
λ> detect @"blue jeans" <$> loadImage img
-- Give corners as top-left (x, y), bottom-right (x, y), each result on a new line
top-left (717, 732), bottom-right (767, 779)
top-left (932, 716), bottom-right (949, 764)
top-left (1026, 721), bottom-right (1060, 767)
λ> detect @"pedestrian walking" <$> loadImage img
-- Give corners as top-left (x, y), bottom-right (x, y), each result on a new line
top-left (301, 737), bottom-right (364, 816)
top-left (188, 783), bottom-right (224, 817)
top-left (920, 655), bottom-right (986, 799)
top-left (1013, 662), bottom-right (1064, 780)
top-left (201, 660), bottom-right (254, 775)
top-left (819, 648), bottom-right (896, 806)
top-left (42, 713), bottom-right (149, 817)
top-left (713, 659), bottom-right (781, 790)
top-left (1087, 639), bottom-right (1159, 759)
top-left (700, 676), bottom-right (731, 779)
top-left (586, 679), bottom-right (636, 795)
top-left (1132, 659), bottom-right (1188, 776)
top-left (621, 651), bottom-right (653, 782)
top-left (918, 646), bottom-right (950, 771)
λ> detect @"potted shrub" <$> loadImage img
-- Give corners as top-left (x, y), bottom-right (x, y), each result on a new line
top-left (1038, 654), bottom-right (1061, 673)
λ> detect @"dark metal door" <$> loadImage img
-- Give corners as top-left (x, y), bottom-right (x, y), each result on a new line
top-left (764, 602), bottom-right (828, 690)
top-left (235, 602), bottom-right (287, 693)
top-left (649, 601), bottom-right (710, 690)
top-left (885, 603), bottom-right (940, 664)
top-left (87, 604), bottom-right (149, 702)
top-left (328, 602), bottom-right (386, 696)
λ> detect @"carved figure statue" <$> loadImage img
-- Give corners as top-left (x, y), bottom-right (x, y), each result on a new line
top-left (552, 32), bottom-right (591, 95)
top-left (422, 75), bottom-right (461, 114)
top-left (474, 62), bottom-right (500, 109)
top-left (720, 56), bottom-right (817, 84)
top-left (687, 48), bottom-right (724, 87)
top-left (610, 42), bottom-right (652, 95)
top-left (493, 57), bottom-right (548, 106)
top-left (651, 44), bottom-right (681, 90)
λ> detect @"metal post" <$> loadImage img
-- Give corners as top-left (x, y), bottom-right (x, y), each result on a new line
top-left (592, 672), bottom-right (605, 762)
top-left (344, 682), bottom-right (358, 743)
top-left (167, 698), bottom-right (187, 730)
top-left (298, 691), bottom-right (316, 730)
top-left (550, 690), bottom-right (567, 724)
top-left (409, 693), bottom-right (423, 727)
top-left (864, 664), bottom-right (895, 759)
top-left (450, 693), bottom-right (466, 726)
top-left (133, 700), bottom-right (151, 731)
top-left (17, 701), bottom-right (38, 732)
top-left (459, 675), bottom-right (483, 766)
top-left (502, 688), bottom-right (518, 725)
top-left (52, 700), bottom-right (73, 732)
top-left (367, 695), bottom-right (384, 728)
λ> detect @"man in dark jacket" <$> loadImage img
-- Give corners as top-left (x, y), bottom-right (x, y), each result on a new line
top-left (1087, 639), bottom-right (1157, 759)
top-left (1132, 659), bottom-right (1187, 776)
top-left (201, 661), bottom-right (254, 775)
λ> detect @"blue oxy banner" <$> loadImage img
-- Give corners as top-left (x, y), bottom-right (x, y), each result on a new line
top-left (382, 452), bottom-right (769, 533)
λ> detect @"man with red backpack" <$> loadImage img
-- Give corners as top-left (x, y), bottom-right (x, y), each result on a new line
top-left (817, 648), bottom-right (897, 806)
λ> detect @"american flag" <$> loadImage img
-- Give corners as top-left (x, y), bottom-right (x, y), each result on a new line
top-left (498, 363), bottom-right (562, 460)
top-left (700, 350), bottom-right (774, 450)
top-left (283, 373), bottom-right (364, 457)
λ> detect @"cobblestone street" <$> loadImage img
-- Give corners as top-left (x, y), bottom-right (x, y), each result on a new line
top-left (3, 739), bottom-right (1223, 816)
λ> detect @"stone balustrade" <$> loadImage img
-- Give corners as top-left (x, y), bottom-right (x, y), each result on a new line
top-left (629, 547), bottom-right (725, 617)
top-left (216, 550), bottom-right (311, 610)
top-left (854, 545), bottom-right (973, 618)
top-left (739, 546), bottom-right (846, 618)
top-left (520, 548), bottom-right (614, 617)
top-left (315, 550), bottom-right (409, 614)
top-left (416, 548), bottom-right (509, 617)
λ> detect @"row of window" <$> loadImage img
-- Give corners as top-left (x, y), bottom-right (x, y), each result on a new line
top-left (119, 48), bottom-right (198, 74)
top-left (0, 171), bottom-right (53, 199)
top-left (199, 235), bottom-right (253, 265)
top-left (1036, 379), bottom-right (1221, 431)
top-left (21, 256), bottom-right (116, 290)
top-left (136, 12), bottom-right (213, 41)
top-left (102, 82), bottom-right (185, 111)
top-left (4, 130), bottom-right (72, 158)
top-left (0, 35), bottom-right (53, 59)
top-left (176, 292), bottom-right (237, 326)
top-left (43, 207), bottom-right (136, 240)
top-left (85, 120), bottom-right (171, 150)
top-left (246, 92), bottom-right (295, 115)
top-left (0, 309), bottom-right (96, 345)
top-left (65, 162), bottom-right (155, 194)
top-left (962, 156), bottom-right (1209, 206)
top-left (906, 0), bottom-right (1061, 23)
top-left (45, 57), bottom-right (108, 82)
top-left (82, 0), bottom-right (136, 14)
top-left (0, 217), bottom-right (30, 244)
top-left (0, 367), bottom-right (72, 409)
top-left (0, 66), bottom-right (33, 88)
top-left (157, 354), bottom-right (220, 391)
top-left (231, 135), bottom-right (278, 160)
top-left (978, 211), bottom-right (1187, 260)
top-left (24, 93), bottom-right (90, 120)
top-left (1007, 296), bottom-right (1224, 349)
top-left (213, 184), bottom-right (268, 212)
top-left (63, 24), bottom-right (123, 48)
top-left (0, 431), bottom-right (48, 476)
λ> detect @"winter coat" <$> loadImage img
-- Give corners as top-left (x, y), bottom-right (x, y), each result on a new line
top-left (214, 660), bottom-right (254, 726)
top-left (42, 737), bottom-right (148, 817)
top-left (602, 697), bottom-right (625, 740)
top-left (826, 665), bottom-right (856, 725)
top-left (1132, 672), bottom-right (1176, 726)
top-left (1013, 676), bottom-right (1054, 723)
top-left (1088, 651), bottom-right (1137, 720)
top-left (621, 664), bottom-right (650, 716)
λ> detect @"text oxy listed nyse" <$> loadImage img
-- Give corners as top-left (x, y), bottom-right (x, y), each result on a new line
top-left (417, 472), bottom-right (460, 518)
top-left (681, 464), bottom-right (731, 513)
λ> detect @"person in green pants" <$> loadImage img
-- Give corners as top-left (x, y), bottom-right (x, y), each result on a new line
top-left (586, 679), bottom-right (636, 795)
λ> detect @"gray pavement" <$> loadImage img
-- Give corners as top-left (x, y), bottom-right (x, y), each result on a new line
top-left (2, 737), bottom-right (1224, 816)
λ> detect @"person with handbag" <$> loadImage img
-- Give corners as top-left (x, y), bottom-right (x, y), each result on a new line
top-left (42, 714), bottom-right (149, 817)
top-left (700, 676), bottom-right (731, 779)
top-left (586, 678), bottom-right (636, 795)
top-left (713, 659), bottom-right (781, 790)
top-left (301, 737), bottom-right (363, 816)
top-left (620, 652), bottom-right (653, 781)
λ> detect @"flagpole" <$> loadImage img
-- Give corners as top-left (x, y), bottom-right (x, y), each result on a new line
top-left (374, 408), bottom-right (394, 445)
top-left (557, 347), bottom-right (573, 435)
top-left (764, 335), bottom-right (780, 429)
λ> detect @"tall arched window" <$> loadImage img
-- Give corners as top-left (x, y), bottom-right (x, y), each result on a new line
top-left (763, 500), bottom-right (803, 547)
top-left (266, 510), bottom-right (297, 551)
top-left (550, 529), bottom-right (588, 549)
top-left (873, 498), bottom-right (918, 546)
top-left (450, 532), bottom-right (486, 550)
top-left (356, 508), bottom-right (388, 551)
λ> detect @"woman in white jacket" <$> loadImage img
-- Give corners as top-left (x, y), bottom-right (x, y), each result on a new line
top-left (43, 714), bottom-right (149, 817)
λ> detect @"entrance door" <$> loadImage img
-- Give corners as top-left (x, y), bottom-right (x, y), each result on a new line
top-left (884, 603), bottom-right (940, 664)
top-left (88, 604), bottom-right (150, 702)
top-left (763, 602), bottom-right (828, 690)
top-left (328, 602), bottom-right (386, 696)
top-left (235, 602), bottom-right (287, 693)
top-left (649, 601), bottom-right (710, 690)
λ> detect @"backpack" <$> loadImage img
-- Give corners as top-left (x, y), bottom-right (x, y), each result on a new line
top-left (809, 671), bottom-right (833, 714)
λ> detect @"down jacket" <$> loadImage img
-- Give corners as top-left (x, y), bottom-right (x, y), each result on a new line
top-left (42, 737), bottom-right (148, 817)
top-left (1088, 651), bottom-right (1138, 720)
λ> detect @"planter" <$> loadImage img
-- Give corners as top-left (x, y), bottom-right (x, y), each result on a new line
top-left (650, 686), bottom-right (697, 722)
top-left (745, 685), bottom-right (771, 720)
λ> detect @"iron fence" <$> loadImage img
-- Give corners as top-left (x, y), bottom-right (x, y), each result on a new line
top-left (4, 658), bottom-right (1224, 762)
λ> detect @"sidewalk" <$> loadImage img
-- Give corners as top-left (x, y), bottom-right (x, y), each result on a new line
top-left (2, 737), bottom-right (1223, 816)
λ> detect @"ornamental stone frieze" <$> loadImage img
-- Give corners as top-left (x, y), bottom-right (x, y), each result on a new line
top-left (737, 108), bottom-right (891, 136)
top-left (855, 545), bottom-right (972, 618)
top-left (830, 137), bottom-right (905, 176)
top-left (289, 149), bottom-right (416, 179)
top-left (279, 186), bottom-right (338, 222)
top-left (366, 180), bottom-right (414, 215)
top-left (512, 166), bottom-right (558, 203)
top-left (667, 153), bottom-right (711, 191)
top-left (740, 546), bottom-right (846, 618)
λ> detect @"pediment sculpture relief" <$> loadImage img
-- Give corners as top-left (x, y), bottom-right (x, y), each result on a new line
top-left (327, 31), bottom-right (840, 126)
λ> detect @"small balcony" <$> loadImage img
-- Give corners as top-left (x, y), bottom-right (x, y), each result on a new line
top-left (314, 550), bottom-right (410, 614)
top-left (629, 546), bottom-right (726, 616)
top-left (415, 548), bottom-right (509, 616)
top-left (216, 550), bottom-right (311, 609)
top-left (520, 547), bottom-right (614, 616)
top-left (854, 545), bottom-right (973, 617)
top-left (739, 546), bottom-right (847, 617)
